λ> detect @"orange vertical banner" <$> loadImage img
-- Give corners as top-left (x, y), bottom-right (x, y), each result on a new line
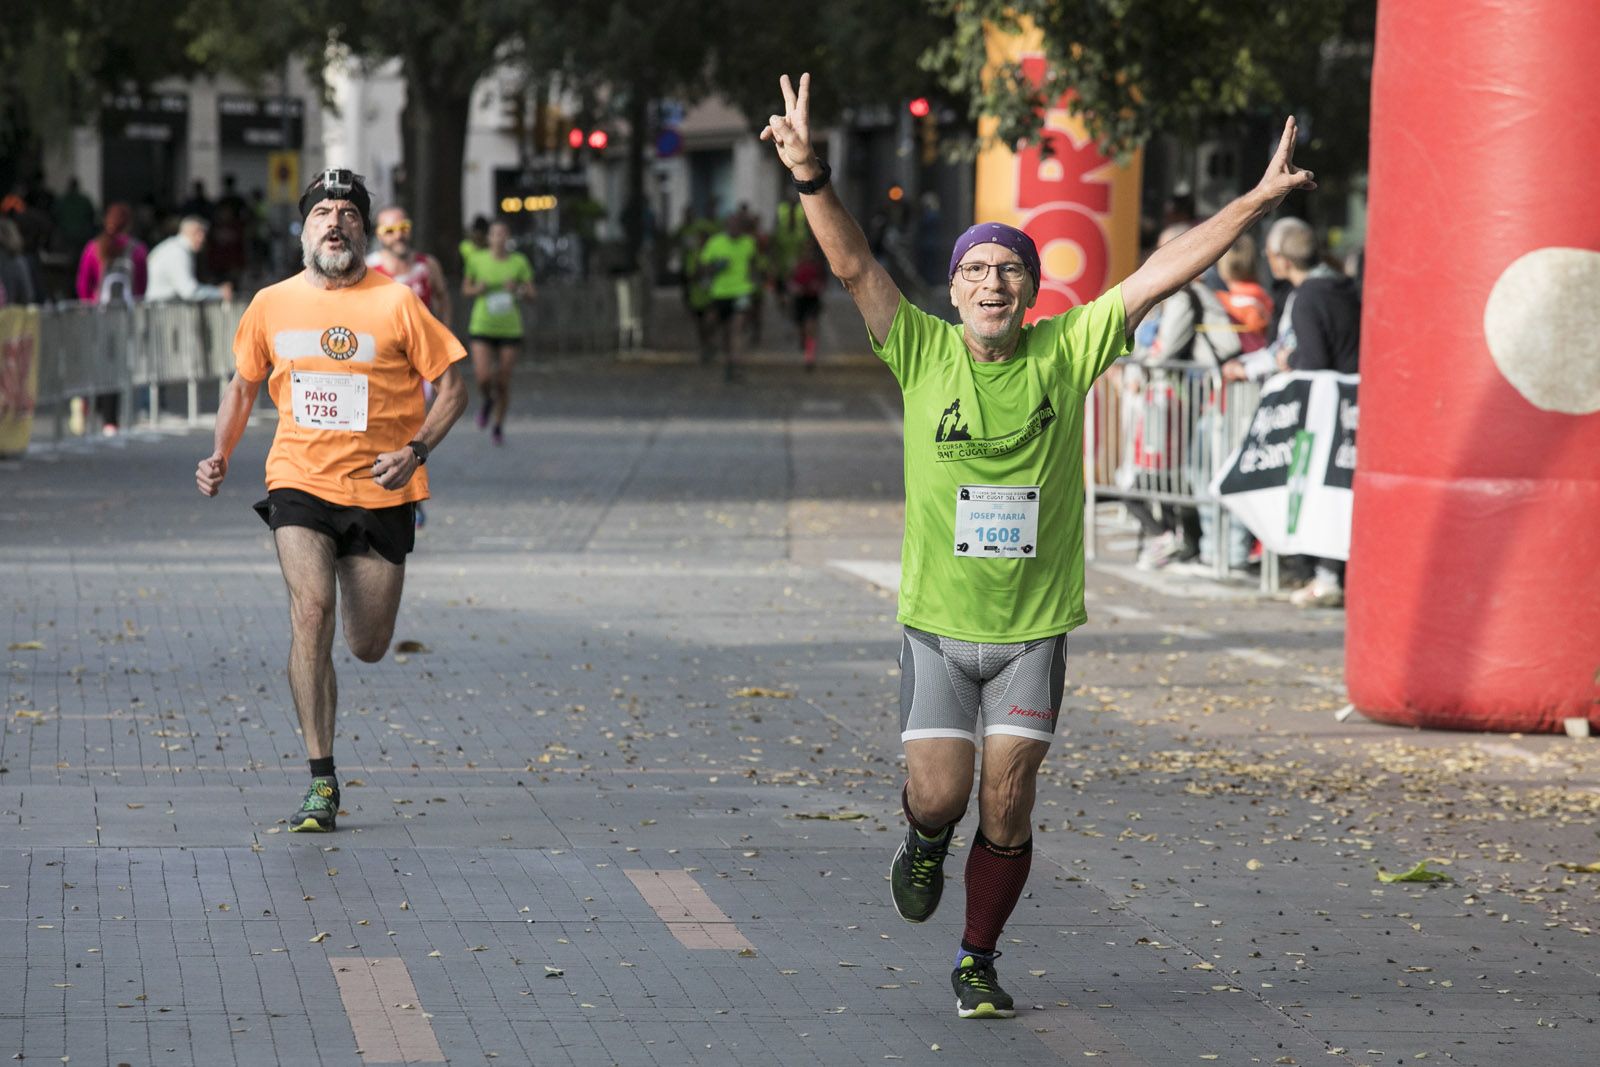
top-left (975, 21), bottom-right (1142, 323)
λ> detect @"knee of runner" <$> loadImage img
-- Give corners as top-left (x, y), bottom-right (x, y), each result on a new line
top-left (346, 632), bottom-right (392, 663)
top-left (289, 597), bottom-right (336, 637)
top-left (979, 778), bottom-right (1035, 838)
top-left (909, 783), bottom-right (969, 828)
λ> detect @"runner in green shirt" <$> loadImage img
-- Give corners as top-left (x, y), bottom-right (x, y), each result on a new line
top-left (460, 220), bottom-right (535, 445)
top-left (761, 72), bottom-right (1317, 1020)
top-left (699, 215), bottom-right (759, 381)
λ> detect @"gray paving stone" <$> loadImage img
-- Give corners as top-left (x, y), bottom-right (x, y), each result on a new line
top-left (3, 359), bottom-right (1598, 1065)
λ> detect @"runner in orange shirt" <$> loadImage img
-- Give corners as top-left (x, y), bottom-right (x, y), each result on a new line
top-left (195, 169), bottom-right (468, 831)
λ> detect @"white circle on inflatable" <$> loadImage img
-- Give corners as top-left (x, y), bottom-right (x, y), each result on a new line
top-left (1483, 247), bottom-right (1600, 415)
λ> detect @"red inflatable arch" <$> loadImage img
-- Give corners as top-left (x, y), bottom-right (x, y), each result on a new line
top-left (1347, 0), bottom-right (1600, 731)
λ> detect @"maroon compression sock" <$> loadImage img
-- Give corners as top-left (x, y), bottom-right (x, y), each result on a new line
top-left (962, 830), bottom-right (1033, 953)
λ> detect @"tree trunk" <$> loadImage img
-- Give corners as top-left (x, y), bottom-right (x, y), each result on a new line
top-left (621, 83), bottom-right (652, 269)
top-left (402, 70), bottom-right (473, 280)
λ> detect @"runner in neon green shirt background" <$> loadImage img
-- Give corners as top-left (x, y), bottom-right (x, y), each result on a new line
top-left (699, 214), bottom-right (759, 381)
top-left (760, 71), bottom-right (1318, 1020)
top-left (460, 220), bottom-right (535, 445)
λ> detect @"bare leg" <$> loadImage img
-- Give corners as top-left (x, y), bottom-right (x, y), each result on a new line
top-left (470, 339), bottom-right (497, 422)
top-left (493, 342), bottom-right (517, 428)
top-left (273, 527), bottom-right (340, 760)
top-left (335, 548), bottom-right (406, 663)
top-left (725, 310), bottom-right (746, 381)
top-left (976, 734), bottom-right (1051, 847)
top-left (904, 737), bottom-right (976, 829)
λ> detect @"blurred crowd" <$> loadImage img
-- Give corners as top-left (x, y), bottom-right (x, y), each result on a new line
top-left (0, 174), bottom-right (277, 308)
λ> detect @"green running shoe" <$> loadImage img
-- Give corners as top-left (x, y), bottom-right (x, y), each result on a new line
top-left (288, 777), bottom-right (340, 832)
top-left (952, 952), bottom-right (1015, 1019)
top-left (890, 823), bottom-right (952, 923)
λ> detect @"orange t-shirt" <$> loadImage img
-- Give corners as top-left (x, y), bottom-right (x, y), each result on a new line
top-left (233, 271), bottom-right (466, 508)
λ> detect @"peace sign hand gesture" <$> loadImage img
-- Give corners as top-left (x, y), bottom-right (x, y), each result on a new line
top-left (760, 73), bottom-right (824, 180)
top-left (1255, 116), bottom-right (1317, 209)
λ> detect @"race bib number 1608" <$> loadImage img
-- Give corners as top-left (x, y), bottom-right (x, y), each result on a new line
top-left (953, 485), bottom-right (1040, 558)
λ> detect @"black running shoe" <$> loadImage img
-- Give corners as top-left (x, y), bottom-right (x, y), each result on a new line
top-left (890, 823), bottom-right (952, 923)
top-left (288, 777), bottom-right (339, 832)
top-left (952, 952), bottom-right (1015, 1019)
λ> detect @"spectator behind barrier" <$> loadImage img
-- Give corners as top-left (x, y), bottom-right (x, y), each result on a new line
top-left (147, 217), bottom-right (233, 303)
top-left (76, 202), bottom-right (148, 305)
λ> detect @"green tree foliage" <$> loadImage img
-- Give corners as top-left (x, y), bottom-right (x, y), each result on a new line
top-left (183, 0), bottom-right (551, 274)
top-left (923, 0), bottom-right (1371, 163)
top-left (0, 1), bottom-right (204, 180)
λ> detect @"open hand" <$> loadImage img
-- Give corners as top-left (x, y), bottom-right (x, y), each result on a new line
top-left (196, 452), bottom-right (227, 496)
top-left (760, 73), bottom-right (821, 179)
top-left (1255, 117), bottom-right (1317, 209)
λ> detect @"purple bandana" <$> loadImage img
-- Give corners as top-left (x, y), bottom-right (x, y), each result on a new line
top-left (948, 222), bottom-right (1040, 288)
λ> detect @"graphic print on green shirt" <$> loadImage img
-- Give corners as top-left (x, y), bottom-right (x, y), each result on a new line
top-left (934, 396), bottom-right (1057, 462)
top-left (872, 288), bottom-right (1129, 643)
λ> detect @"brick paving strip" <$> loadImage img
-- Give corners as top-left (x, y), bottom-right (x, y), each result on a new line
top-left (328, 957), bottom-right (444, 1064)
top-left (623, 868), bottom-right (756, 951)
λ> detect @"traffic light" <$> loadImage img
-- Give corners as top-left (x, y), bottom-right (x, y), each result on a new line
top-left (568, 126), bottom-right (585, 150)
top-left (587, 129), bottom-right (608, 151)
top-left (908, 97), bottom-right (931, 118)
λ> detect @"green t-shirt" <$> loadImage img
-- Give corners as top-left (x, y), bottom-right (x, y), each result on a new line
top-left (874, 288), bottom-right (1129, 642)
top-left (701, 232), bottom-right (758, 300)
top-left (467, 251), bottom-right (534, 338)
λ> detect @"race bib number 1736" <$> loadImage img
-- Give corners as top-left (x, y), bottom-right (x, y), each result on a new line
top-left (291, 371), bottom-right (369, 431)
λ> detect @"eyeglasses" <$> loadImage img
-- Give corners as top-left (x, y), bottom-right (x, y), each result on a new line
top-left (377, 222), bottom-right (412, 237)
top-left (955, 261), bottom-right (1029, 283)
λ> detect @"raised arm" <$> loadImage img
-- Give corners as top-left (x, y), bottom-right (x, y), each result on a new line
top-left (761, 73), bottom-right (900, 344)
top-left (1121, 117), bottom-right (1316, 336)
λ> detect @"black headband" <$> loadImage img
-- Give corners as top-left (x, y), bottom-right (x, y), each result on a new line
top-left (299, 169), bottom-right (372, 233)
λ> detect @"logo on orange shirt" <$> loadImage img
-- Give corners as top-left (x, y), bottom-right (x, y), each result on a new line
top-left (320, 326), bottom-right (358, 360)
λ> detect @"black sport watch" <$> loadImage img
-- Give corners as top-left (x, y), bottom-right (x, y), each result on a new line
top-left (408, 439), bottom-right (429, 465)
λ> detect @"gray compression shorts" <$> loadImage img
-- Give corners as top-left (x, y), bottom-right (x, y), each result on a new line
top-left (898, 625), bottom-right (1068, 745)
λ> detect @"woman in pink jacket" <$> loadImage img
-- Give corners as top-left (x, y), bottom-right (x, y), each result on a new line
top-left (75, 202), bottom-right (147, 304)
top-left (75, 202), bottom-right (148, 433)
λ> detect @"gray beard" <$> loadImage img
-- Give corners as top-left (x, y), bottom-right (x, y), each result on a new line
top-left (959, 303), bottom-right (1027, 344)
top-left (304, 230), bottom-right (367, 280)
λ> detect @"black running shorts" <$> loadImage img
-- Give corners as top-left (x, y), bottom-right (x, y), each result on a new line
top-left (253, 488), bottom-right (415, 566)
top-left (898, 625), bottom-right (1068, 745)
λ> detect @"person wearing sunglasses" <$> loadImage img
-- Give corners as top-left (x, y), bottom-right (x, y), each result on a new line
top-left (195, 169), bottom-right (469, 833)
top-left (368, 205), bottom-right (453, 528)
top-left (369, 206), bottom-right (451, 324)
top-left (762, 73), bottom-right (1315, 1019)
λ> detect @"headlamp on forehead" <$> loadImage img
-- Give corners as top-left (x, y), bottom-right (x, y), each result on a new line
top-left (316, 168), bottom-right (363, 197)
top-left (299, 169), bottom-right (373, 233)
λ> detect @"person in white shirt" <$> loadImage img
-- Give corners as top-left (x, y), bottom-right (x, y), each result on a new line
top-left (146, 217), bottom-right (233, 303)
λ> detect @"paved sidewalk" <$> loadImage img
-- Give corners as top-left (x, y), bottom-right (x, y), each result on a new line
top-left (2, 356), bottom-right (1597, 1066)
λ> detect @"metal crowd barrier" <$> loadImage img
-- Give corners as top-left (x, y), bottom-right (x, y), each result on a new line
top-left (1084, 358), bottom-right (1280, 589)
top-left (30, 276), bottom-right (646, 443)
top-left (33, 300), bottom-right (245, 440)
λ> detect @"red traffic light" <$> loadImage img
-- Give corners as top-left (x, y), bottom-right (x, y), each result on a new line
top-left (568, 127), bottom-right (585, 149)
top-left (587, 129), bottom-right (609, 150)
top-left (908, 97), bottom-right (931, 118)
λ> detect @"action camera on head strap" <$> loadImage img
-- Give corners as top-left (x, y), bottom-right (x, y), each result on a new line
top-left (299, 169), bottom-right (373, 232)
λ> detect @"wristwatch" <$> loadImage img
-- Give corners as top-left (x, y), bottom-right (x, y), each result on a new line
top-left (408, 439), bottom-right (429, 465)
top-left (792, 159), bottom-right (831, 195)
